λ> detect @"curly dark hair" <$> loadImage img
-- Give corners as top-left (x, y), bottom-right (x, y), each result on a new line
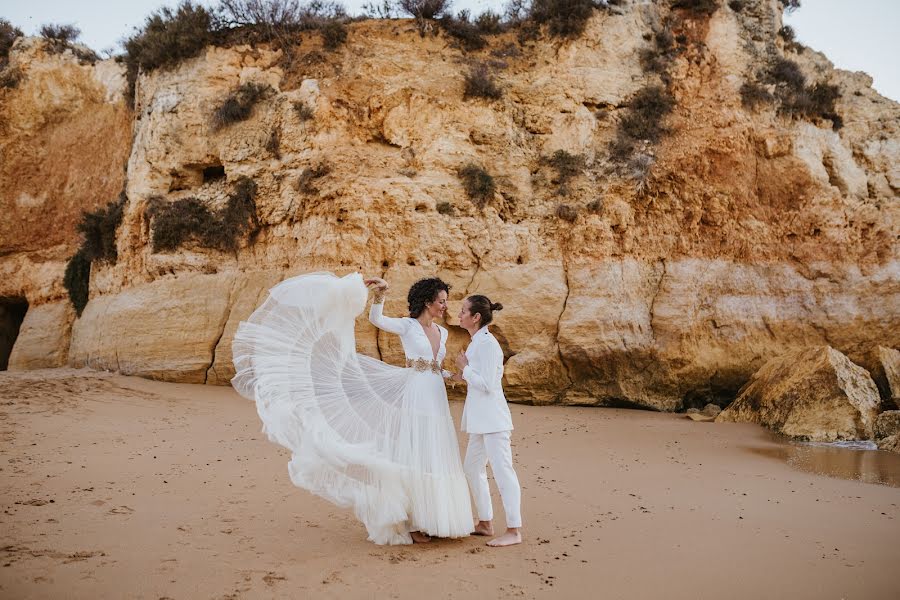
top-left (407, 277), bottom-right (450, 318)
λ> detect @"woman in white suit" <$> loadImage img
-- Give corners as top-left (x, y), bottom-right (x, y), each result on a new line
top-left (455, 295), bottom-right (523, 547)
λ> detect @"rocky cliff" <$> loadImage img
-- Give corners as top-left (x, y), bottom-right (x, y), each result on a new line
top-left (1, 1), bottom-right (897, 410)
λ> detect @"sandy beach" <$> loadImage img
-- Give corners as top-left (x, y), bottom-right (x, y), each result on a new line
top-left (1, 368), bottom-right (899, 599)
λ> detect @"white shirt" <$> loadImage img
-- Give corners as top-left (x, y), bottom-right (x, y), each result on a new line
top-left (461, 326), bottom-right (513, 434)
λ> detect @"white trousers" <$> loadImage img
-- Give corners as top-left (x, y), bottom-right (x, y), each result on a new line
top-left (463, 430), bottom-right (522, 529)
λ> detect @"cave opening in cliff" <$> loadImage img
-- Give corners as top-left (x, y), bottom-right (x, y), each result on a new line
top-left (0, 297), bottom-right (28, 370)
top-left (203, 165), bottom-right (226, 183)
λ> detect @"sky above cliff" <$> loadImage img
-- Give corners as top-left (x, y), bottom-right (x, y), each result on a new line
top-left (3, 0), bottom-right (898, 101)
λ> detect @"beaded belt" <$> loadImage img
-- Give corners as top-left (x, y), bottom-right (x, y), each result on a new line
top-left (406, 357), bottom-right (442, 374)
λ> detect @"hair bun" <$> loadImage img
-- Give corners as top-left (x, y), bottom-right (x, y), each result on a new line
top-left (490, 302), bottom-right (503, 312)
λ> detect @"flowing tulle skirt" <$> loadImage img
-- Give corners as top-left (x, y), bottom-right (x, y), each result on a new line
top-left (231, 272), bottom-right (473, 544)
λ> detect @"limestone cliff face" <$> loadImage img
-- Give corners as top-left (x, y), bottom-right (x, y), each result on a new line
top-left (1, 2), bottom-right (897, 409)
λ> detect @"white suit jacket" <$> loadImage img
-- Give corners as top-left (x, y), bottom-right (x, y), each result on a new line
top-left (461, 326), bottom-right (513, 434)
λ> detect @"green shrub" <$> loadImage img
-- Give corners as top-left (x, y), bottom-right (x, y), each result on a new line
top-left (63, 250), bottom-right (92, 316)
top-left (149, 177), bottom-right (259, 252)
top-left (211, 82), bottom-right (273, 130)
top-left (463, 63), bottom-right (501, 100)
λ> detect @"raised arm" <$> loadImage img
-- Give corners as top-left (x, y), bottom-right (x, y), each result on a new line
top-left (462, 340), bottom-right (503, 394)
top-left (365, 278), bottom-right (410, 336)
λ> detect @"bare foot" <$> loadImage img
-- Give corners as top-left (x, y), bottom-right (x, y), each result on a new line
top-left (410, 531), bottom-right (431, 543)
top-left (487, 529), bottom-right (522, 547)
top-left (472, 520), bottom-right (494, 536)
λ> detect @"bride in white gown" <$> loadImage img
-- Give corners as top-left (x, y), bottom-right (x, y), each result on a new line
top-left (231, 271), bottom-right (473, 545)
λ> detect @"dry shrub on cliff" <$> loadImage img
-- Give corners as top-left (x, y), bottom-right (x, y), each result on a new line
top-left (218, 0), bottom-right (349, 50)
top-left (64, 250), bottom-right (92, 316)
top-left (670, 0), bottom-right (719, 17)
top-left (40, 23), bottom-right (80, 46)
top-left (457, 164), bottom-right (496, 208)
top-left (297, 162), bottom-right (331, 194)
top-left (463, 63), bottom-right (502, 100)
top-left (149, 177), bottom-right (259, 253)
top-left (440, 10), bottom-right (505, 51)
top-left (1, 19), bottom-right (23, 66)
top-left (783, 82), bottom-right (842, 128)
top-left (63, 193), bottom-right (128, 315)
top-left (541, 150), bottom-right (585, 195)
top-left (526, 0), bottom-right (601, 39)
top-left (764, 58), bottom-right (841, 128)
top-left (586, 198), bottom-right (603, 213)
top-left (293, 100), bottom-right (315, 121)
top-left (397, 0), bottom-right (451, 20)
top-left (639, 26), bottom-right (677, 76)
top-left (211, 82), bottom-right (273, 130)
top-left (619, 85), bottom-right (675, 144)
top-left (319, 19), bottom-right (348, 50)
top-left (39, 23), bottom-right (99, 63)
top-left (122, 2), bottom-right (214, 102)
top-left (266, 129), bottom-right (281, 158)
top-left (78, 194), bottom-right (127, 264)
top-left (740, 81), bottom-right (773, 110)
top-left (436, 201), bottom-right (455, 215)
top-left (555, 204), bottom-right (578, 222)
top-left (727, 0), bottom-right (744, 12)
top-left (768, 57), bottom-right (806, 90)
top-left (0, 67), bottom-right (22, 89)
top-left (780, 0), bottom-right (801, 12)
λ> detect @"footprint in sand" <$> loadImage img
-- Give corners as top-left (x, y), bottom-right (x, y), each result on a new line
top-left (108, 506), bottom-right (134, 515)
top-left (262, 572), bottom-right (286, 586)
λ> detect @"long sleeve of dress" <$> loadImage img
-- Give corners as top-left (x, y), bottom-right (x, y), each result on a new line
top-left (462, 341), bottom-right (503, 394)
top-left (368, 301), bottom-right (410, 336)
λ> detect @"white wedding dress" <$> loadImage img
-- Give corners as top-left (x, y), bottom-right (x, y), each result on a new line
top-left (231, 272), bottom-right (473, 544)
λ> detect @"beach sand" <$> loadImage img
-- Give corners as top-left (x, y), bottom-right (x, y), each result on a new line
top-left (1, 368), bottom-right (898, 599)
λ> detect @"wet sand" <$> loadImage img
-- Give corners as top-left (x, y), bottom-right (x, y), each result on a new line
top-left (1, 368), bottom-right (899, 599)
